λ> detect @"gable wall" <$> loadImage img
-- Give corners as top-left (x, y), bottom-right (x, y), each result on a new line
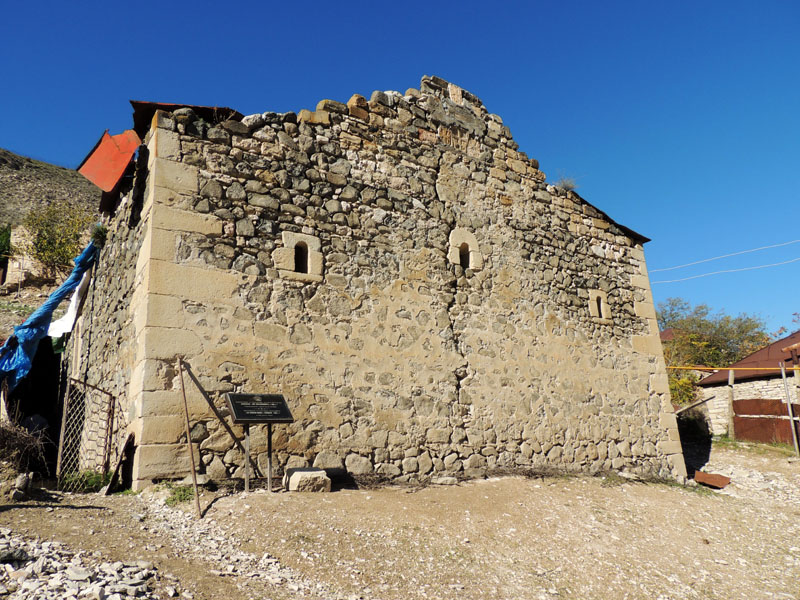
top-left (72, 77), bottom-right (685, 487)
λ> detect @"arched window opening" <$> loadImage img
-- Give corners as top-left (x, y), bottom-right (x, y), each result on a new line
top-left (459, 243), bottom-right (470, 269)
top-left (295, 242), bottom-right (309, 274)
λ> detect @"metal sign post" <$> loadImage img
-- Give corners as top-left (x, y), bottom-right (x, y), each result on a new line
top-left (267, 423), bottom-right (274, 492)
top-left (244, 423), bottom-right (251, 493)
top-left (780, 363), bottom-right (800, 457)
top-left (225, 393), bottom-right (294, 492)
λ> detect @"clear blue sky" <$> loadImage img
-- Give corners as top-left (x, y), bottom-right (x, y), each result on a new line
top-left (2, 1), bottom-right (798, 334)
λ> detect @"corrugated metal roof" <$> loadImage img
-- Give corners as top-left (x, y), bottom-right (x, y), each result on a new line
top-left (77, 130), bottom-right (141, 192)
top-left (697, 330), bottom-right (800, 386)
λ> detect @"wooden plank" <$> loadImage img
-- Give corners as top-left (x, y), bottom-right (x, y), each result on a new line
top-left (178, 359), bottom-right (202, 519)
top-left (674, 395), bottom-right (715, 415)
top-left (104, 433), bottom-right (134, 496)
top-left (181, 360), bottom-right (264, 478)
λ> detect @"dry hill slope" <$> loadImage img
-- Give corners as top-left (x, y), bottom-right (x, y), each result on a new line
top-left (0, 148), bottom-right (99, 226)
top-left (0, 148), bottom-right (100, 340)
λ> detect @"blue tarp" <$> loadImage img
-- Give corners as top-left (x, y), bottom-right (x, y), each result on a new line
top-left (0, 242), bottom-right (98, 392)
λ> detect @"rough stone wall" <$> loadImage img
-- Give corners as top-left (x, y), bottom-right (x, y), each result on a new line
top-left (701, 375), bottom-right (800, 435)
top-left (77, 76), bottom-right (685, 488)
top-left (4, 227), bottom-right (46, 286)
top-left (64, 181), bottom-right (150, 423)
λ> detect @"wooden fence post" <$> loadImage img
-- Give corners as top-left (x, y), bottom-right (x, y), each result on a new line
top-left (727, 369), bottom-right (736, 440)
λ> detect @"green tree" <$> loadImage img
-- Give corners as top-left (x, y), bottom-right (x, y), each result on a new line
top-left (21, 201), bottom-right (93, 279)
top-left (657, 297), bottom-right (772, 404)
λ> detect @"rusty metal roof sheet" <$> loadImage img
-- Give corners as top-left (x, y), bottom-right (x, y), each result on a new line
top-left (77, 129), bottom-right (141, 192)
top-left (130, 101), bottom-right (243, 138)
top-left (698, 330), bottom-right (800, 386)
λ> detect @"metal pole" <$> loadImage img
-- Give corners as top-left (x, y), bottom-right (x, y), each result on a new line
top-left (55, 379), bottom-right (72, 480)
top-left (102, 391), bottom-right (115, 476)
top-left (178, 359), bottom-right (202, 519)
top-left (268, 423), bottom-right (273, 493)
top-left (780, 363), bottom-right (800, 457)
top-left (181, 362), bottom-right (263, 477)
top-left (244, 424), bottom-right (250, 493)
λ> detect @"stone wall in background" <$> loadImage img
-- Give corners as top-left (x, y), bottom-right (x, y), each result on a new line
top-left (701, 375), bottom-right (800, 436)
top-left (71, 75), bottom-right (685, 488)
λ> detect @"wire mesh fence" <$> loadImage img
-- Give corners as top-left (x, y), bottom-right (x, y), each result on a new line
top-left (56, 379), bottom-right (128, 492)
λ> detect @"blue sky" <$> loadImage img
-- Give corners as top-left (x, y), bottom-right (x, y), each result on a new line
top-left (2, 1), bottom-right (798, 334)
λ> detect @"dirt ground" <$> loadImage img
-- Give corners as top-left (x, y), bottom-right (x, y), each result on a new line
top-left (1, 442), bottom-right (799, 600)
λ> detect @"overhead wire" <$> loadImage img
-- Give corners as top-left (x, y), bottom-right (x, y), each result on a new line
top-left (652, 256), bottom-right (800, 284)
top-left (650, 238), bottom-right (800, 273)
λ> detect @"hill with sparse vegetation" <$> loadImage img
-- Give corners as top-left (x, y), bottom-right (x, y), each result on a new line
top-left (0, 148), bottom-right (98, 227)
top-left (0, 148), bottom-right (99, 340)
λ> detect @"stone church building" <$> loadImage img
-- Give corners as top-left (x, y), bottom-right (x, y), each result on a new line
top-left (66, 76), bottom-right (685, 489)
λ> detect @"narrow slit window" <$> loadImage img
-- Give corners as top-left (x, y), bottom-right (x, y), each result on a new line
top-left (459, 243), bottom-right (470, 269)
top-left (294, 242), bottom-right (309, 273)
top-left (589, 289), bottom-right (610, 321)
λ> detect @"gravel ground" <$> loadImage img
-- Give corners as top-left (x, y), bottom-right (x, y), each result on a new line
top-left (0, 442), bottom-right (798, 600)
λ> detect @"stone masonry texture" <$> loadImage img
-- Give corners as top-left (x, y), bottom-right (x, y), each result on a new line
top-left (701, 375), bottom-right (800, 436)
top-left (67, 76), bottom-right (686, 488)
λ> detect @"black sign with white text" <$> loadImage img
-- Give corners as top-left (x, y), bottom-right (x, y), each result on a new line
top-left (225, 394), bottom-right (294, 424)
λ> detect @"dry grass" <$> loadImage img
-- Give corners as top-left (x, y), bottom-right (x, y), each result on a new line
top-left (0, 421), bottom-right (46, 472)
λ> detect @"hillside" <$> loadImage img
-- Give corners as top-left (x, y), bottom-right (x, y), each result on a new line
top-left (0, 148), bottom-right (99, 226)
top-left (0, 147), bottom-right (99, 340)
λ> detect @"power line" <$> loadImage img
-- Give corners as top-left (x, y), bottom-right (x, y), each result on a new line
top-left (652, 256), bottom-right (800, 284)
top-left (650, 238), bottom-right (800, 273)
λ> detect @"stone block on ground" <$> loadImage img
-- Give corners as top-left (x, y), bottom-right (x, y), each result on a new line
top-left (283, 468), bottom-right (331, 492)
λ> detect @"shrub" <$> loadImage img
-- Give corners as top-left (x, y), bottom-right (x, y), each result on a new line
top-left (165, 484), bottom-right (194, 507)
top-left (90, 223), bottom-right (108, 248)
top-left (0, 422), bottom-right (46, 473)
top-left (669, 371), bottom-right (700, 405)
top-left (21, 201), bottom-right (93, 279)
top-left (553, 176), bottom-right (578, 192)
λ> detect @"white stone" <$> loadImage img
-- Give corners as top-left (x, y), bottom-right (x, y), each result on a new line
top-left (283, 468), bottom-right (331, 492)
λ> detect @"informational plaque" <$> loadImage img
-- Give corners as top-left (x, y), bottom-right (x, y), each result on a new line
top-left (225, 393), bottom-right (294, 424)
top-left (224, 393), bottom-right (293, 493)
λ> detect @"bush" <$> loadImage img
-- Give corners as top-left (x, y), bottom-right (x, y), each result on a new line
top-left (21, 201), bottom-right (93, 278)
top-left (553, 176), bottom-right (578, 192)
top-left (90, 223), bottom-right (108, 248)
top-left (669, 371), bottom-right (700, 405)
top-left (165, 484), bottom-right (194, 507)
top-left (0, 422), bottom-right (46, 473)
